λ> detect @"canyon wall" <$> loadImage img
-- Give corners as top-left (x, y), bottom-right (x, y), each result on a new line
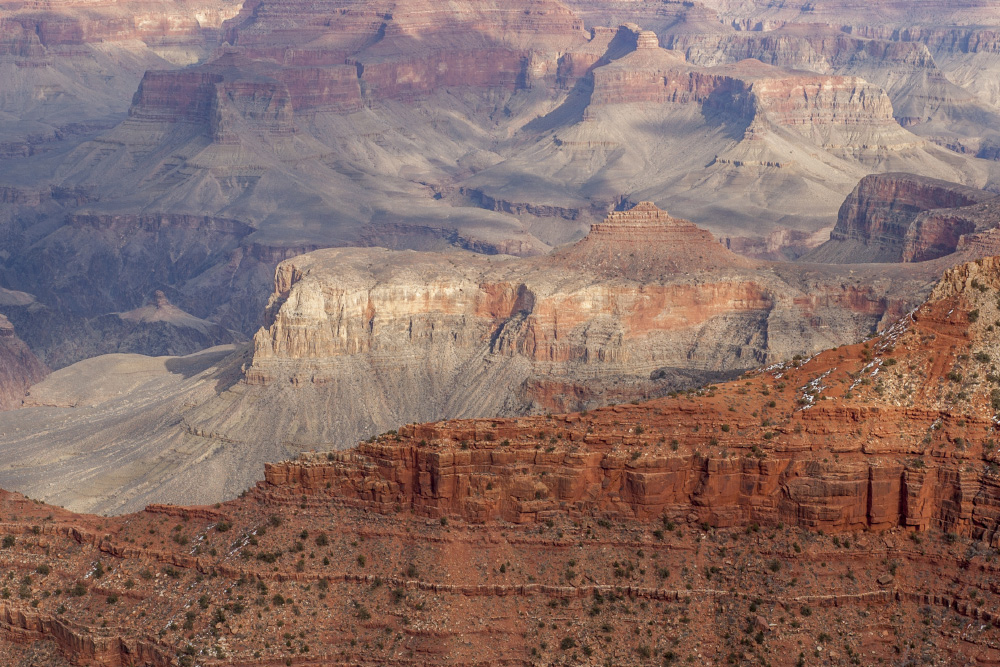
top-left (248, 203), bottom-right (921, 397)
top-left (260, 255), bottom-right (1000, 542)
top-left (0, 203), bottom-right (936, 515)
top-left (809, 172), bottom-right (1000, 263)
top-left (5, 0), bottom-right (999, 370)
top-left (0, 315), bottom-right (48, 410)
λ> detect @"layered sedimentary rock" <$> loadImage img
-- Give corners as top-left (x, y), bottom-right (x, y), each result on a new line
top-left (247, 202), bottom-right (923, 397)
top-left (808, 172), bottom-right (1000, 263)
top-left (660, 22), bottom-right (1000, 145)
top-left (553, 201), bottom-right (753, 275)
top-left (262, 256), bottom-right (1000, 538)
top-left (5, 0), bottom-right (1000, 368)
top-left (0, 202), bottom-right (938, 514)
top-left (0, 0), bottom-right (244, 152)
top-left (6, 258), bottom-right (1000, 664)
top-left (588, 52), bottom-right (914, 164)
top-left (465, 23), bottom-right (991, 246)
top-left (0, 315), bottom-right (48, 410)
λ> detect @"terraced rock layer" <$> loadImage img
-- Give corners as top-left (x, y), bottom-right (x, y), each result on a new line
top-left (809, 173), bottom-right (1000, 263)
top-left (5, 257), bottom-right (1000, 664)
top-left (0, 202), bottom-right (936, 515)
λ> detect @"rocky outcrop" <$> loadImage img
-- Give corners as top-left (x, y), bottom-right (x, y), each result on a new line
top-left (129, 55), bottom-right (364, 131)
top-left (5, 258), bottom-right (1000, 665)
top-left (131, 0), bottom-right (587, 125)
top-left (0, 315), bottom-right (48, 410)
top-left (0, 203), bottom-right (937, 515)
top-left (258, 255), bottom-right (1000, 539)
top-left (591, 52), bottom-right (913, 159)
top-left (665, 24), bottom-right (936, 73)
top-left (553, 201), bottom-right (752, 275)
top-left (0, 0), bottom-right (240, 49)
top-left (248, 203), bottom-right (912, 394)
top-left (809, 173), bottom-right (999, 263)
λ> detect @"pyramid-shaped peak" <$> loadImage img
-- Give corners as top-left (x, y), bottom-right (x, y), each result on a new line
top-left (550, 201), bottom-right (754, 278)
top-left (603, 201), bottom-right (681, 226)
top-left (636, 31), bottom-right (660, 49)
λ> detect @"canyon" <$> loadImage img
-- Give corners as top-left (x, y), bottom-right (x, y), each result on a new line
top-left (5, 253), bottom-right (1000, 664)
top-left (3, 0), bottom-right (1000, 664)
top-left (0, 202), bottom-right (944, 514)
top-left (2, 0), bottom-right (1000, 367)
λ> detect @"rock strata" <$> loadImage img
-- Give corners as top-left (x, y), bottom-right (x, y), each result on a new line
top-left (4, 257), bottom-right (1000, 664)
top-left (809, 172), bottom-right (1000, 263)
top-left (0, 315), bottom-right (48, 410)
top-left (259, 256), bottom-right (1000, 538)
top-left (0, 203), bottom-right (936, 514)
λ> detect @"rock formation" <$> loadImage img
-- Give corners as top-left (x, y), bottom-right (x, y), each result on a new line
top-left (0, 0), bottom-right (243, 156)
top-left (0, 203), bottom-right (940, 514)
top-left (0, 315), bottom-right (48, 410)
top-left (260, 255), bottom-right (1000, 537)
top-left (5, 256), bottom-right (1000, 664)
top-left (4, 0), bottom-right (1000, 367)
top-left (463, 24), bottom-right (993, 248)
top-left (808, 173), bottom-right (1000, 263)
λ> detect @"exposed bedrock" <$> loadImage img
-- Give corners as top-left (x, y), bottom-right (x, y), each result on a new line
top-left (0, 315), bottom-right (48, 410)
top-left (0, 203), bottom-right (938, 515)
top-left (243, 203), bottom-right (929, 446)
top-left (6, 255), bottom-right (1000, 665)
top-left (263, 255), bottom-right (1000, 540)
top-left (808, 172), bottom-right (1000, 263)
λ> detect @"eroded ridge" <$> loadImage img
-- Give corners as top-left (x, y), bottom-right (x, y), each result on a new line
top-left (4, 259), bottom-right (1000, 663)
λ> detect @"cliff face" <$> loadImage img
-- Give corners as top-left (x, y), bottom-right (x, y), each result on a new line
top-left (248, 202), bottom-right (918, 399)
top-left (5, 259), bottom-right (1000, 665)
top-left (129, 0), bottom-right (586, 123)
top-left (589, 51), bottom-right (910, 162)
top-left (0, 203), bottom-right (936, 516)
top-left (0, 0), bottom-right (244, 151)
top-left (260, 256), bottom-right (1000, 537)
top-left (0, 315), bottom-right (48, 410)
top-left (6, 0), bottom-right (999, 370)
top-left (809, 173), bottom-right (1000, 263)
